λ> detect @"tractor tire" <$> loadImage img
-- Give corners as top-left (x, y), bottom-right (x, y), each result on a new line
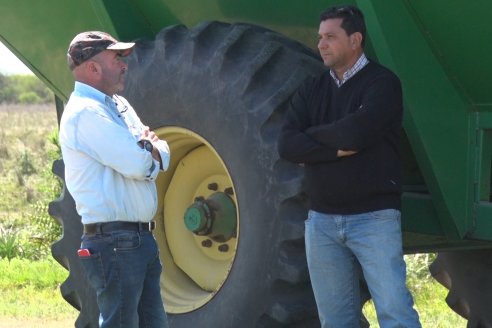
top-left (429, 250), bottom-right (492, 328)
top-left (123, 21), bottom-right (324, 328)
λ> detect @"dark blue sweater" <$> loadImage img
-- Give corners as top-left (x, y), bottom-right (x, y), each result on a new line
top-left (278, 61), bottom-right (403, 214)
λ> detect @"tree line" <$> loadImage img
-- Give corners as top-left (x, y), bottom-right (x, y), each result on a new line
top-left (0, 73), bottom-right (53, 104)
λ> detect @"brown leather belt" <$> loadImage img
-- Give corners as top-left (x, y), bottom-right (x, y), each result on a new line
top-left (83, 221), bottom-right (156, 234)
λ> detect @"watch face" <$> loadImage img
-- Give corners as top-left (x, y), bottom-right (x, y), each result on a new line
top-left (144, 141), bottom-right (153, 152)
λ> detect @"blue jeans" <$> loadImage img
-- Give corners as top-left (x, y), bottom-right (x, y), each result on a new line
top-left (79, 230), bottom-right (168, 328)
top-left (305, 209), bottom-right (421, 328)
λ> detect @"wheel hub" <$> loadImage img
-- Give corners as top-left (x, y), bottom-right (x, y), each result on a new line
top-left (184, 192), bottom-right (237, 242)
top-left (152, 127), bottom-right (239, 313)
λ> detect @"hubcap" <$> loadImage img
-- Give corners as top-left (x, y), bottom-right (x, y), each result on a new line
top-left (184, 192), bottom-right (237, 242)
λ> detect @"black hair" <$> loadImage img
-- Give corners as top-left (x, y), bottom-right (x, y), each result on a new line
top-left (319, 5), bottom-right (366, 47)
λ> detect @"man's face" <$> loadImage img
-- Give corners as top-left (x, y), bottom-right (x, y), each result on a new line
top-left (92, 50), bottom-right (129, 95)
top-left (318, 18), bottom-right (358, 71)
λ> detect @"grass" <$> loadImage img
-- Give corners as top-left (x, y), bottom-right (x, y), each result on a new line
top-left (0, 258), bottom-right (77, 320)
top-left (0, 104), bottom-right (58, 224)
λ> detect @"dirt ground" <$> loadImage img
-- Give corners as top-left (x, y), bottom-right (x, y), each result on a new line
top-left (0, 318), bottom-right (76, 328)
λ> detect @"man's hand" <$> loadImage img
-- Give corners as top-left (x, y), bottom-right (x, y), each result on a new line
top-left (337, 150), bottom-right (357, 157)
top-left (140, 126), bottom-right (159, 143)
top-left (139, 126), bottom-right (163, 168)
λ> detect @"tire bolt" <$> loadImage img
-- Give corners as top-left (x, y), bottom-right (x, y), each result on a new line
top-left (218, 244), bottom-right (229, 252)
top-left (208, 183), bottom-right (218, 191)
top-left (201, 239), bottom-right (213, 248)
top-left (224, 187), bottom-right (234, 196)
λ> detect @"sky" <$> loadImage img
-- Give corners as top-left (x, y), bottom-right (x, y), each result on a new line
top-left (0, 41), bottom-right (33, 75)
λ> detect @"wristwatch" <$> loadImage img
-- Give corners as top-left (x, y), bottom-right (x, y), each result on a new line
top-left (141, 140), bottom-right (153, 152)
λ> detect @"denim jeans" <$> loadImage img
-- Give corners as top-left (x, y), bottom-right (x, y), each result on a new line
top-left (305, 209), bottom-right (421, 328)
top-left (79, 230), bottom-right (168, 328)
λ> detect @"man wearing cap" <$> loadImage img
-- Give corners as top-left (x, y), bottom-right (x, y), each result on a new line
top-left (59, 31), bottom-right (170, 327)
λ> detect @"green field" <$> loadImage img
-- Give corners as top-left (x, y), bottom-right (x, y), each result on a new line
top-left (0, 104), bottom-right (467, 327)
top-left (0, 258), bottom-right (77, 323)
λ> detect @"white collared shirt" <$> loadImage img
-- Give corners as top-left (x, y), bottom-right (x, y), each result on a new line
top-left (330, 53), bottom-right (369, 87)
top-left (59, 82), bottom-right (170, 224)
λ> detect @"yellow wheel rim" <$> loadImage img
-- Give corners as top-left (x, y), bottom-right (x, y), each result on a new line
top-left (152, 127), bottom-right (238, 313)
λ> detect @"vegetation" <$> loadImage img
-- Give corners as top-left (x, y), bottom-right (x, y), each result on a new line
top-left (0, 102), bottom-right (77, 325)
top-left (0, 257), bottom-right (77, 326)
top-left (0, 73), bottom-right (53, 104)
top-left (0, 104), bottom-right (61, 260)
top-left (363, 253), bottom-right (466, 327)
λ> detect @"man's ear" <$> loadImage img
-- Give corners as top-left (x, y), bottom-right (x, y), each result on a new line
top-left (351, 32), bottom-right (363, 49)
top-left (87, 61), bottom-right (100, 74)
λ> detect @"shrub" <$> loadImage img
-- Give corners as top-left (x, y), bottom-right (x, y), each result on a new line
top-left (0, 73), bottom-right (53, 104)
top-left (21, 129), bottom-right (63, 260)
top-left (0, 225), bottom-right (20, 261)
top-left (24, 200), bottom-right (62, 260)
top-left (405, 253), bottom-right (436, 293)
top-left (19, 91), bottom-right (43, 104)
top-left (0, 117), bottom-right (62, 260)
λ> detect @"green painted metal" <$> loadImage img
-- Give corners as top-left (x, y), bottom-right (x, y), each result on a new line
top-left (184, 193), bottom-right (237, 242)
top-left (184, 205), bottom-right (210, 233)
top-left (359, 1), bottom-right (470, 241)
top-left (359, 1), bottom-right (492, 245)
top-left (2, 0), bottom-right (492, 251)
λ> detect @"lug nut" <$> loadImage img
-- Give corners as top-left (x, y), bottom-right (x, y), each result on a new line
top-left (201, 239), bottom-right (213, 248)
top-left (208, 183), bottom-right (218, 191)
top-left (224, 187), bottom-right (234, 196)
top-left (218, 244), bottom-right (229, 252)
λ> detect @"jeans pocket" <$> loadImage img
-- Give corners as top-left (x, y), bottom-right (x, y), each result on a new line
top-left (113, 231), bottom-right (141, 251)
top-left (79, 252), bottom-right (106, 291)
top-left (368, 209), bottom-right (400, 221)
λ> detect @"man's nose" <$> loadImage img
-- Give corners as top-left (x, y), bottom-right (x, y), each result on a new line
top-left (121, 61), bottom-right (128, 69)
top-left (318, 40), bottom-right (326, 49)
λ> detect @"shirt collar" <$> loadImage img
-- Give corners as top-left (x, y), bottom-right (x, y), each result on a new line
top-left (73, 81), bottom-right (114, 106)
top-left (330, 53), bottom-right (369, 87)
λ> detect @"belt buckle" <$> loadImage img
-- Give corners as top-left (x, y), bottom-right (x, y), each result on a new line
top-left (142, 221), bottom-right (155, 231)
